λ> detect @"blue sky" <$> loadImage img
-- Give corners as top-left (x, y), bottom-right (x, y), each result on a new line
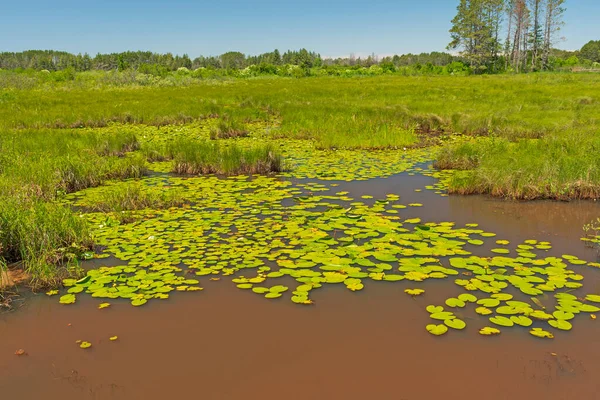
top-left (1, 0), bottom-right (598, 58)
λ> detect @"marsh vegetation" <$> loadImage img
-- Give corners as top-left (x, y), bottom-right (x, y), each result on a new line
top-left (0, 70), bottom-right (599, 344)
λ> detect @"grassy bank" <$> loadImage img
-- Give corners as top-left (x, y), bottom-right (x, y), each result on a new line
top-left (0, 125), bottom-right (284, 287)
top-left (435, 132), bottom-right (600, 200)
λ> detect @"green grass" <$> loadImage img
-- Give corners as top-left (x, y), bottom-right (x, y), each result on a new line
top-left (209, 117), bottom-right (250, 139)
top-left (437, 132), bottom-right (600, 200)
top-left (2, 74), bottom-right (599, 142)
top-left (0, 128), bottom-right (147, 285)
top-left (88, 182), bottom-right (186, 213)
top-left (1, 71), bottom-right (600, 288)
top-left (0, 197), bottom-right (91, 287)
top-left (167, 140), bottom-right (283, 175)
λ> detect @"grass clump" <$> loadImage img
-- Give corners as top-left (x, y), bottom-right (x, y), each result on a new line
top-left (437, 133), bottom-right (600, 200)
top-left (209, 118), bottom-right (249, 140)
top-left (0, 198), bottom-right (91, 287)
top-left (89, 182), bottom-right (185, 213)
top-left (167, 140), bottom-right (282, 175)
top-left (0, 128), bottom-right (148, 285)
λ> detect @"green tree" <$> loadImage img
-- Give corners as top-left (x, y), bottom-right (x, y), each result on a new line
top-left (448, 0), bottom-right (504, 72)
top-left (580, 40), bottom-right (600, 63)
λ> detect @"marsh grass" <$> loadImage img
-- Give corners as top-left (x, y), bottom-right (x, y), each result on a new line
top-left (164, 140), bottom-right (282, 175)
top-left (0, 128), bottom-right (148, 284)
top-left (3, 74), bottom-right (599, 144)
top-left (209, 118), bottom-right (249, 139)
top-left (89, 182), bottom-right (186, 213)
top-left (437, 133), bottom-right (600, 200)
top-left (0, 198), bottom-right (90, 287)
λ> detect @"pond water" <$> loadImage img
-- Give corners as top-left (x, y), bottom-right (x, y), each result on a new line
top-left (1, 154), bottom-right (600, 399)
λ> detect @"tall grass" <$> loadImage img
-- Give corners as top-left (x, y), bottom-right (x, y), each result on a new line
top-left (167, 140), bottom-right (283, 175)
top-left (436, 132), bottom-right (600, 200)
top-left (2, 74), bottom-right (598, 143)
top-left (0, 128), bottom-right (147, 285)
top-left (0, 198), bottom-right (91, 287)
top-left (209, 117), bottom-right (249, 139)
top-left (89, 182), bottom-right (185, 213)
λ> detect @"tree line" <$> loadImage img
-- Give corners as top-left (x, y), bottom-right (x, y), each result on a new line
top-left (447, 0), bottom-right (591, 72)
top-left (0, 48), bottom-right (466, 73)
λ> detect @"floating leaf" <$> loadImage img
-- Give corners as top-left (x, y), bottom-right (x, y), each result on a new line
top-left (553, 310), bottom-right (575, 320)
top-left (445, 298), bottom-right (466, 308)
top-left (79, 341), bottom-right (92, 349)
top-left (445, 318), bottom-right (466, 330)
top-left (426, 324), bottom-right (448, 336)
top-left (236, 283), bottom-right (253, 289)
top-left (549, 319), bottom-right (572, 331)
top-left (510, 316), bottom-right (533, 327)
top-left (98, 303), bottom-right (111, 309)
top-left (269, 285), bottom-right (289, 293)
top-left (479, 327), bottom-right (501, 336)
top-left (530, 328), bottom-right (554, 338)
top-left (59, 294), bottom-right (76, 305)
top-left (405, 288), bottom-right (425, 296)
top-left (585, 294), bottom-right (600, 303)
top-left (457, 293), bottom-right (477, 303)
top-left (477, 298), bottom-right (500, 308)
top-left (475, 307), bottom-right (493, 315)
top-left (109, 336), bottom-right (118, 341)
top-left (131, 298), bottom-right (147, 307)
top-left (490, 316), bottom-right (514, 327)
top-left (426, 305), bottom-right (444, 314)
top-left (430, 312), bottom-right (455, 321)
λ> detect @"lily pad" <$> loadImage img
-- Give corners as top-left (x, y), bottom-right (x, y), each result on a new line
top-left (530, 328), bottom-right (554, 338)
top-left (445, 298), bottom-right (466, 308)
top-left (489, 316), bottom-right (514, 327)
top-left (479, 327), bottom-right (501, 336)
top-left (444, 318), bottom-right (466, 330)
top-left (426, 324), bottom-right (448, 336)
top-left (59, 294), bottom-right (76, 305)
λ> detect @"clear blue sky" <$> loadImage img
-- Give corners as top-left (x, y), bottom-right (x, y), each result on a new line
top-left (1, 0), bottom-right (598, 58)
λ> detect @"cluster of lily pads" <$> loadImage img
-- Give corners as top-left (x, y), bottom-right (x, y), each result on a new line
top-left (52, 122), bottom-right (600, 340)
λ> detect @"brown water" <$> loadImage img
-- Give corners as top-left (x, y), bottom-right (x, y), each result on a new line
top-left (1, 172), bottom-right (599, 400)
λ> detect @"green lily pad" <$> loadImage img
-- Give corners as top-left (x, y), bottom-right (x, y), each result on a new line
top-left (477, 298), bottom-right (500, 307)
top-left (430, 312), bottom-right (455, 321)
top-left (131, 298), bottom-right (147, 306)
top-left (445, 298), bottom-right (466, 308)
top-left (479, 327), bottom-right (501, 336)
top-left (489, 316), bottom-right (514, 327)
top-left (426, 324), bottom-right (448, 336)
top-left (548, 319), bottom-right (572, 331)
top-left (553, 310), bottom-right (575, 320)
top-left (510, 316), bottom-right (533, 327)
top-left (530, 328), bottom-right (554, 338)
top-left (59, 294), bottom-right (76, 305)
top-left (475, 307), bottom-right (493, 315)
top-left (444, 318), bottom-right (466, 330)
top-left (457, 293), bottom-right (477, 303)
top-left (426, 305), bottom-right (444, 314)
top-left (585, 294), bottom-right (600, 303)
